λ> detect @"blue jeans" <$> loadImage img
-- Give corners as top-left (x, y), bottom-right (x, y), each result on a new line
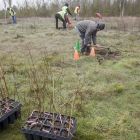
top-left (12, 15), bottom-right (16, 24)
top-left (75, 14), bottom-right (79, 21)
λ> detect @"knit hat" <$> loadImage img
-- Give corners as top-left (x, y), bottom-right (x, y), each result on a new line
top-left (97, 22), bottom-right (105, 30)
top-left (78, 5), bottom-right (80, 8)
top-left (65, 3), bottom-right (69, 7)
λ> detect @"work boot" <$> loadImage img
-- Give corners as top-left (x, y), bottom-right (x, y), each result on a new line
top-left (85, 51), bottom-right (90, 56)
top-left (80, 51), bottom-right (85, 56)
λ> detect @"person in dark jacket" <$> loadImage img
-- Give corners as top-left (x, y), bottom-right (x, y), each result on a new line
top-left (55, 11), bottom-right (67, 29)
top-left (62, 3), bottom-right (72, 25)
top-left (7, 7), bottom-right (17, 24)
top-left (75, 20), bottom-right (105, 53)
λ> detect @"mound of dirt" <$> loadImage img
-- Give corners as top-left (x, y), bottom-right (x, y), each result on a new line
top-left (95, 49), bottom-right (121, 59)
top-left (95, 49), bottom-right (121, 65)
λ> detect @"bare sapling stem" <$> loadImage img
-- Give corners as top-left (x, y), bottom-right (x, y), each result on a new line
top-left (52, 74), bottom-right (55, 133)
top-left (60, 83), bottom-right (62, 114)
top-left (43, 85), bottom-right (44, 114)
top-left (0, 86), bottom-right (2, 116)
top-left (27, 47), bottom-right (41, 118)
top-left (10, 54), bottom-right (20, 102)
top-left (42, 47), bottom-right (53, 112)
top-left (68, 91), bottom-right (75, 137)
top-left (28, 72), bottom-right (37, 106)
top-left (27, 47), bottom-right (38, 88)
top-left (39, 66), bottom-right (46, 114)
top-left (8, 52), bottom-right (18, 101)
top-left (0, 87), bottom-right (4, 103)
top-left (66, 103), bottom-right (68, 115)
top-left (29, 98), bottom-right (31, 117)
top-left (37, 75), bottom-right (41, 126)
top-left (28, 71), bottom-right (39, 124)
top-left (0, 80), bottom-right (7, 105)
top-left (0, 102), bottom-right (2, 116)
top-left (0, 63), bottom-right (10, 106)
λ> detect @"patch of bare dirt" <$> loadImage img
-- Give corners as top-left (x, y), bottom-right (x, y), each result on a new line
top-left (96, 49), bottom-right (121, 59)
top-left (95, 49), bottom-right (122, 65)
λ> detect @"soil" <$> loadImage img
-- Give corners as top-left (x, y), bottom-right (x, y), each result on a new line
top-left (66, 117), bottom-right (75, 123)
top-left (0, 110), bottom-right (5, 117)
top-left (95, 49), bottom-right (122, 65)
top-left (32, 111), bottom-right (39, 117)
top-left (48, 113), bottom-right (57, 119)
top-left (57, 115), bottom-right (67, 120)
top-left (2, 99), bottom-right (15, 104)
top-left (11, 102), bottom-right (19, 107)
top-left (54, 121), bottom-right (62, 127)
top-left (1, 105), bottom-right (14, 112)
top-left (61, 130), bottom-right (68, 137)
top-left (95, 50), bottom-right (121, 59)
top-left (63, 123), bottom-right (71, 129)
top-left (23, 123), bottom-right (31, 129)
top-left (44, 119), bottom-right (53, 125)
top-left (31, 124), bottom-right (41, 131)
top-left (2, 97), bottom-right (10, 102)
top-left (8, 99), bottom-right (15, 104)
top-left (40, 112), bottom-right (50, 117)
top-left (42, 126), bottom-right (50, 131)
top-left (28, 116), bottom-right (37, 120)
top-left (37, 118), bottom-right (45, 124)
top-left (50, 128), bottom-right (60, 135)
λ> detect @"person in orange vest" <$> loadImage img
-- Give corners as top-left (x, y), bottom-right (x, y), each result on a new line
top-left (62, 3), bottom-right (72, 25)
top-left (7, 7), bottom-right (17, 24)
top-left (74, 5), bottom-right (80, 21)
top-left (55, 11), bottom-right (67, 29)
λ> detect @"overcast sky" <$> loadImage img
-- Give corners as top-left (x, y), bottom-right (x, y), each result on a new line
top-left (0, 0), bottom-right (52, 10)
top-left (0, 0), bottom-right (19, 9)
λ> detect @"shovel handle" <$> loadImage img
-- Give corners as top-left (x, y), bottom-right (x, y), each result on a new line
top-left (91, 45), bottom-right (109, 49)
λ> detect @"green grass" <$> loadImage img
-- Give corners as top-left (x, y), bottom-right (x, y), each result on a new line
top-left (0, 17), bottom-right (140, 140)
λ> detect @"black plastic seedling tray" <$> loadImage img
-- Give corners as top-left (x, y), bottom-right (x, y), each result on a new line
top-left (20, 111), bottom-right (77, 140)
top-left (0, 97), bottom-right (23, 130)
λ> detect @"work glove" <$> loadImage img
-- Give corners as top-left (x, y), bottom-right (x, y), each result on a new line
top-left (96, 44), bottom-right (100, 47)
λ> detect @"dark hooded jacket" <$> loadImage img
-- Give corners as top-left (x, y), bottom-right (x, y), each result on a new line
top-left (76, 20), bottom-right (105, 45)
top-left (76, 20), bottom-right (98, 45)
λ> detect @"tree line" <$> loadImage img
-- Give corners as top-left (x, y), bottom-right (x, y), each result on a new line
top-left (0, 0), bottom-right (140, 18)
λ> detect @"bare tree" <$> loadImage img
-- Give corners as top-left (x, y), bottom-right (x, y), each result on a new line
top-left (6, 0), bottom-right (12, 8)
top-left (3, 0), bottom-right (7, 19)
top-left (118, 0), bottom-right (125, 17)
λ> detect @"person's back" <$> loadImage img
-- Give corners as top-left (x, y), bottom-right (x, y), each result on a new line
top-left (62, 6), bottom-right (68, 15)
top-left (75, 20), bottom-right (105, 54)
top-left (76, 20), bottom-right (97, 34)
top-left (55, 11), bottom-right (67, 29)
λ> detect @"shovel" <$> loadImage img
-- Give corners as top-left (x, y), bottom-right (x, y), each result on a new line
top-left (105, 47), bottom-right (110, 57)
top-left (91, 45), bottom-right (110, 56)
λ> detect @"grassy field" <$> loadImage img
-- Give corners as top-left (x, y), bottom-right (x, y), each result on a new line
top-left (0, 17), bottom-right (140, 140)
